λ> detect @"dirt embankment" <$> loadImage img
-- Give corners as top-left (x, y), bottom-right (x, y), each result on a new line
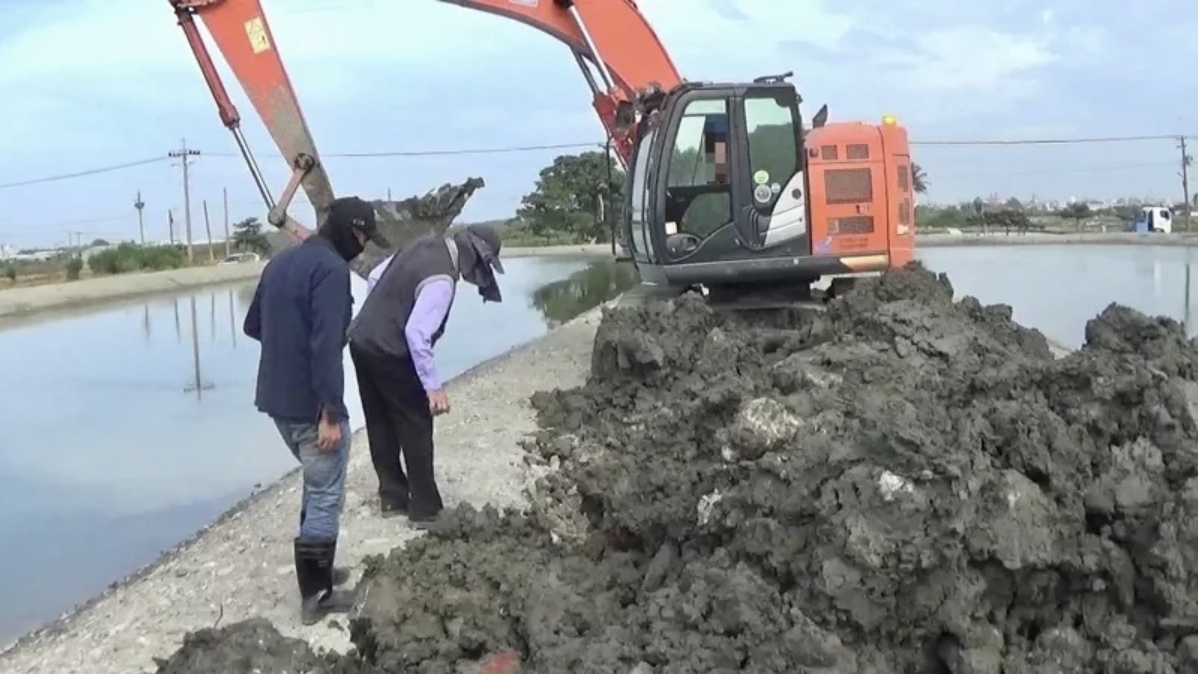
top-left (155, 262), bottom-right (1198, 673)
top-left (0, 245), bottom-right (611, 321)
top-left (0, 263), bottom-right (267, 318)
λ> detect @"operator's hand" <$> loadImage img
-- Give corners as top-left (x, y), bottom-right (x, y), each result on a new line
top-left (428, 389), bottom-right (450, 416)
top-left (316, 415), bottom-right (343, 452)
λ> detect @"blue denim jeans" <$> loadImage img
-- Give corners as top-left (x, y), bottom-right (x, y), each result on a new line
top-left (273, 417), bottom-right (350, 543)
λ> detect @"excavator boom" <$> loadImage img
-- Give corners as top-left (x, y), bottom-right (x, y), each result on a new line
top-left (169, 0), bottom-right (682, 236)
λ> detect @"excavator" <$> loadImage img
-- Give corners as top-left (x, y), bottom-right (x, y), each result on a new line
top-left (167, 0), bottom-right (916, 304)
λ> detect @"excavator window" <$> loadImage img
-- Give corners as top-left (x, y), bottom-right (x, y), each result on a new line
top-left (743, 92), bottom-right (801, 214)
top-left (626, 122), bottom-right (659, 264)
top-left (663, 99), bottom-right (733, 243)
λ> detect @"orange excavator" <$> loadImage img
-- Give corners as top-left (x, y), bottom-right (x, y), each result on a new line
top-left (168, 0), bottom-right (915, 302)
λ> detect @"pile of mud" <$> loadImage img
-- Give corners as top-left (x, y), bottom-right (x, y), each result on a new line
top-left (352, 177), bottom-right (486, 276)
top-left (154, 263), bottom-right (1198, 673)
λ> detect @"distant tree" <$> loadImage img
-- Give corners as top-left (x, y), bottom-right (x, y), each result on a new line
top-left (1004, 197), bottom-right (1023, 211)
top-left (1058, 202), bottom-right (1092, 230)
top-left (517, 151), bottom-right (625, 243)
top-left (911, 163), bottom-right (928, 194)
top-left (232, 217), bottom-right (271, 254)
top-left (90, 238), bottom-right (110, 247)
top-left (65, 257), bottom-right (83, 281)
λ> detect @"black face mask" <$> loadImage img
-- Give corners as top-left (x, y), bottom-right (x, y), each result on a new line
top-left (318, 219), bottom-right (364, 262)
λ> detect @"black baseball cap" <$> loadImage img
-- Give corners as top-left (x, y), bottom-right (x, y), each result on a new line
top-left (329, 196), bottom-right (390, 248)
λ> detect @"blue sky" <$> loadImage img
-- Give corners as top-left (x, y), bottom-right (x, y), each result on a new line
top-left (0, 0), bottom-right (1192, 248)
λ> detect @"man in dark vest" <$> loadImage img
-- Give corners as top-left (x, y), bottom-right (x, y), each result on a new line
top-left (348, 224), bottom-right (504, 525)
top-left (243, 196), bottom-right (389, 624)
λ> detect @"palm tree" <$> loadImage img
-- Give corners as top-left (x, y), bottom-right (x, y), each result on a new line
top-left (912, 163), bottom-right (928, 194)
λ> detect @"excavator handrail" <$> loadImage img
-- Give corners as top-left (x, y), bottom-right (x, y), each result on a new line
top-left (169, 0), bottom-right (684, 236)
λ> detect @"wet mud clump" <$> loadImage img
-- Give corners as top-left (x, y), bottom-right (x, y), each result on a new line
top-left (151, 618), bottom-right (360, 674)
top-left (157, 262), bottom-right (1198, 672)
top-left (352, 177), bottom-right (485, 276)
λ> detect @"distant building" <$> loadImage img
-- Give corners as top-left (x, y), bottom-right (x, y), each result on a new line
top-left (9, 249), bottom-right (58, 262)
top-left (0, 244), bottom-right (13, 261)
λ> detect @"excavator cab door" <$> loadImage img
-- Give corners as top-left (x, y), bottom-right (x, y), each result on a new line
top-left (733, 83), bottom-right (806, 250)
top-left (630, 85), bottom-right (745, 272)
top-left (623, 82), bottom-right (808, 285)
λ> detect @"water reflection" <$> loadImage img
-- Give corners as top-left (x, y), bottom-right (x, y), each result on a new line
top-left (530, 261), bottom-right (639, 327)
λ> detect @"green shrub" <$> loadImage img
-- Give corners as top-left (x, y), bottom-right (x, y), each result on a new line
top-left (65, 257), bottom-right (83, 280)
top-left (1, 264), bottom-right (15, 282)
top-left (87, 243), bottom-right (187, 275)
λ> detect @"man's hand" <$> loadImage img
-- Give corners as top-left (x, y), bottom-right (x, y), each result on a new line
top-left (316, 414), bottom-right (342, 451)
top-left (428, 389), bottom-right (450, 416)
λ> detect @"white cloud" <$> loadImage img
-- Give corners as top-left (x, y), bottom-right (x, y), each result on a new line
top-left (898, 28), bottom-right (1057, 93)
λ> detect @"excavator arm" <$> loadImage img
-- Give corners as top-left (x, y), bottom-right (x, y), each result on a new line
top-left (168, 0), bottom-right (682, 236)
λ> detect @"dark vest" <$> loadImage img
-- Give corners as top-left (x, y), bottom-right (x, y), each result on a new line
top-left (348, 235), bottom-right (458, 360)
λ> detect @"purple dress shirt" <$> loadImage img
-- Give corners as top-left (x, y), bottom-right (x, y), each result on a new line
top-left (365, 255), bottom-right (454, 392)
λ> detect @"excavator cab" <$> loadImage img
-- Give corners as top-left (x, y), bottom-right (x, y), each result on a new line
top-left (623, 80), bottom-right (815, 290)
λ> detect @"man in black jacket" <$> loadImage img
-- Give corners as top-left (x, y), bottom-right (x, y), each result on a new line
top-left (243, 196), bottom-right (388, 625)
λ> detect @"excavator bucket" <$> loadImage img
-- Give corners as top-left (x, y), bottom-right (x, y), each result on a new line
top-left (348, 177), bottom-right (486, 277)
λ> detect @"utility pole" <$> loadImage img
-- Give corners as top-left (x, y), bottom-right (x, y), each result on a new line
top-left (1180, 136), bottom-right (1192, 232)
top-left (222, 187), bottom-right (231, 257)
top-left (203, 200), bottom-right (215, 263)
top-left (134, 191), bottom-right (146, 244)
top-left (168, 139), bottom-right (200, 262)
top-left (168, 209), bottom-right (176, 244)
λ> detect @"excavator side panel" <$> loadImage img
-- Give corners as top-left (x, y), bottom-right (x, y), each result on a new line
top-left (190, 0), bottom-right (335, 218)
top-left (804, 123), bottom-right (895, 272)
top-left (882, 124), bottom-right (916, 267)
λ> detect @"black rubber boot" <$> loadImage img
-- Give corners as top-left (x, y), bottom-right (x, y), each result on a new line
top-left (293, 538), bottom-right (355, 626)
top-left (299, 510), bottom-right (351, 585)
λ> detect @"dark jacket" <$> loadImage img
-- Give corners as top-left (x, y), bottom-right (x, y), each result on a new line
top-left (243, 236), bottom-right (353, 422)
top-left (348, 234), bottom-right (457, 360)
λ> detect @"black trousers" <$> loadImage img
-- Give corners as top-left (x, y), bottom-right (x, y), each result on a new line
top-left (349, 344), bottom-right (443, 519)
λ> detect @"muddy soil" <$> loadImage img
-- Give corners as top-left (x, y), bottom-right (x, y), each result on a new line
top-left (352, 178), bottom-right (485, 276)
top-left (154, 263), bottom-right (1198, 673)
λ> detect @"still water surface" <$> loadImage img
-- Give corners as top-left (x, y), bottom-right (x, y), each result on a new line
top-left (0, 257), bottom-right (636, 645)
top-left (918, 245), bottom-right (1198, 348)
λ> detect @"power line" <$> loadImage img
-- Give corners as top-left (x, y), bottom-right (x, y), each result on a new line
top-left (946, 161), bottom-right (1176, 178)
top-left (911, 134), bottom-right (1186, 147)
top-left (0, 133), bottom-right (1189, 196)
top-left (0, 156), bottom-right (168, 190)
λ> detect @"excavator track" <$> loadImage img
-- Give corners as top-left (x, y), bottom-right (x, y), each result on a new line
top-left (617, 275), bottom-right (870, 314)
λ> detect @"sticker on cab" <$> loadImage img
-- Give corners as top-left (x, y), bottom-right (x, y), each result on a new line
top-left (770, 182), bottom-right (782, 195)
top-left (753, 184), bottom-right (773, 202)
top-left (753, 170), bottom-right (769, 185)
